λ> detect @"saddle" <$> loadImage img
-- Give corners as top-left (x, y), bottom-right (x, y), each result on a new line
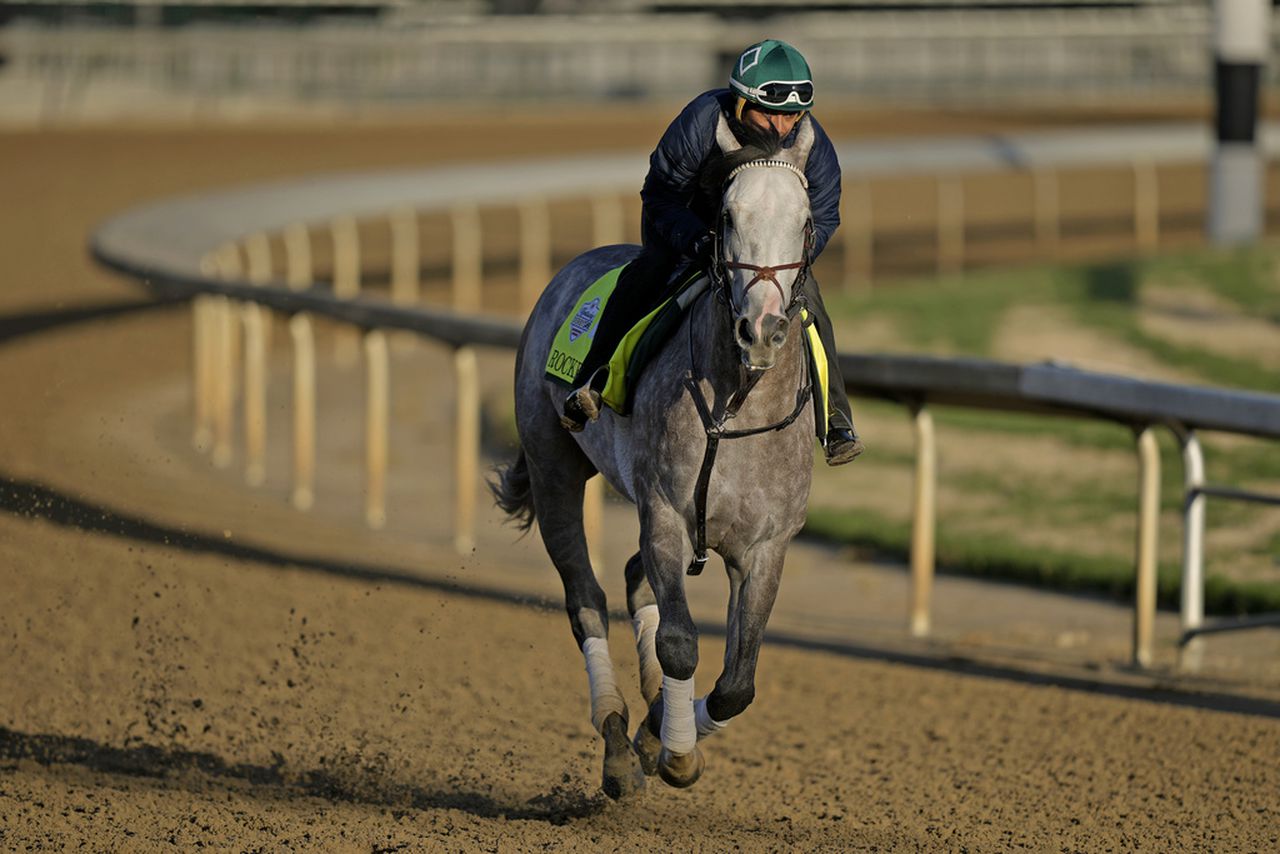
top-left (545, 262), bottom-right (830, 436)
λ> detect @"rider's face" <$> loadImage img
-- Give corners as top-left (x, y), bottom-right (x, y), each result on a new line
top-left (743, 105), bottom-right (801, 139)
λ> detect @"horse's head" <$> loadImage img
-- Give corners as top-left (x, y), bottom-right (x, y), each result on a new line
top-left (712, 112), bottom-right (816, 372)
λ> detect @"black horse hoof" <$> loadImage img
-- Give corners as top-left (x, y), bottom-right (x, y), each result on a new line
top-left (601, 713), bottom-right (646, 800)
top-left (657, 746), bottom-right (705, 789)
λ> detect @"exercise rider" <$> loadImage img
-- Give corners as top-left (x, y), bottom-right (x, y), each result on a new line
top-left (563, 39), bottom-right (864, 466)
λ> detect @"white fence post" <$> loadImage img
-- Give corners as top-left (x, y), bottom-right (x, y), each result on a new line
top-left (453, 345), bottom-right (480, 553)
top-left (365, 330), bottom-right (389, 530)
top-left (289, 313), bottom-right (316, 511)
top-left (1133, 426), bottom-right (1161, 668)
top-left (331, 215), bottom-right (361, 366)
top-left (910, 404), bottom-right (937, 638)
top-left (1178, 430), bottom-right (1206, 671)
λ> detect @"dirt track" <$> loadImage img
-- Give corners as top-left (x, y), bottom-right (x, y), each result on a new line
top-left (2, 112), bottom-right (1279, 851)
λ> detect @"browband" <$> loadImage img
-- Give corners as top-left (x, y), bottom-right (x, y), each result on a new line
top-left (725, 159), bottom-right (808, 190)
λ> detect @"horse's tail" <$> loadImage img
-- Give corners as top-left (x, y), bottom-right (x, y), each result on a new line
top-left (489, 448), bottom-right (536, 532)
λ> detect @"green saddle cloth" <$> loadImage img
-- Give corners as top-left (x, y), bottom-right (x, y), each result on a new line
top-left (544, 263), bottom-right (830, 437)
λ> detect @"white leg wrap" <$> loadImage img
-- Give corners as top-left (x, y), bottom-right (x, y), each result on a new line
top-left (660, 675), bottom-right (697, 755)
top-left (631, 604), bottom-right (663, 705)
top-left (582, 637), bottom-right (627, 733)
top-left (694, 696), bottom-right (728, 740)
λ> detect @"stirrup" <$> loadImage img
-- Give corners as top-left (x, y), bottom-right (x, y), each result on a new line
top-left (561, 385), bottom-right (602, 432)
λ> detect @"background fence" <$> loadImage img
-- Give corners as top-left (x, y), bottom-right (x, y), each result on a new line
top-left (91, 133), bottom-right (1280, 672)
top-left (4, 4), bottom-right (1280, 117)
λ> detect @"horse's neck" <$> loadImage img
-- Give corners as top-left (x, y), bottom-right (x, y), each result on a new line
top-left (700, 295), bottom-right (806, 424)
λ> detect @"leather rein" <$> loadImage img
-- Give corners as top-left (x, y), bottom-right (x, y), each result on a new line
top-left (683, 158), bottom-right (815, 576)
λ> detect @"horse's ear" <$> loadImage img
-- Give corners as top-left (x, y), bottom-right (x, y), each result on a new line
top-left (789, 114), bottom-right (815, 169)
top-left (715, 113), bottom-right (742, 154)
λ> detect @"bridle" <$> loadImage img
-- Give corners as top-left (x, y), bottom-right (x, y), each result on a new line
top-left (682, 155), bottom-right (816, 578)
top-left (709, 158), bottom-right (815, 321)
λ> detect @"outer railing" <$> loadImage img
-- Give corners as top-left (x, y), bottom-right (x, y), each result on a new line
top-left (91, 133), bottom-right (1280, 671)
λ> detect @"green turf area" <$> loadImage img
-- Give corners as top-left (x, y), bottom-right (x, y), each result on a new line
top-left (814, 245), bottom-right (1280, 616)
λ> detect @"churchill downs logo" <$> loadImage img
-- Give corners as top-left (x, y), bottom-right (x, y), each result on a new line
top-left (569, 297), bottom-right (602, 342)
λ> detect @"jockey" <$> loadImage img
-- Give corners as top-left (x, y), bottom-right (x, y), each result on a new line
top-left (564, 39), bottom-right (864, 465)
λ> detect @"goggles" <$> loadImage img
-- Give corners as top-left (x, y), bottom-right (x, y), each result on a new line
top-left (734, 78), bottom-right (814, 109)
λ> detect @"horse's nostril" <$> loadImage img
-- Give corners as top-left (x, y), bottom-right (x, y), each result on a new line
top-left (772, 317), bottom-right (789, 346)
top-left (736, 317), bottom-right (754, 345)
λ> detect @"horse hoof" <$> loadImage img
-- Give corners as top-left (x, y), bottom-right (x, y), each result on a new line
top-left (601, 714), bottom-right (646, 800)
top-left (657, 746), bottom-right (705, 789)
top-left (631, 717), bottom-right (662, 777)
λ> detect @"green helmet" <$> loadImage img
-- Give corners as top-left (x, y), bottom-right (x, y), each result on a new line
top-left (729, 39), bottom-right (814, 113)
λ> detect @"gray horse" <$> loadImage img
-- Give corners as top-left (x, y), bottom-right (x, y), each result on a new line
top-left (492, 114), bottom-right (817, 798)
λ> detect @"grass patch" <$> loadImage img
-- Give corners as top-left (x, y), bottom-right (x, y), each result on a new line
top-left (803, 507), bottom-right (1278, 617)
top-left (820, 245), bottom-right (1280, 615)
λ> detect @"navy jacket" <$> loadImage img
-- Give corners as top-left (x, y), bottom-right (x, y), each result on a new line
top-left (640, 88), bottom-right (842, 261)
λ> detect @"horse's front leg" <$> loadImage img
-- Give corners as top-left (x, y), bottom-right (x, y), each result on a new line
top-left (638, 500), bottom-right (706, 788)
top-left (696, 539), bottom-right (787, 740)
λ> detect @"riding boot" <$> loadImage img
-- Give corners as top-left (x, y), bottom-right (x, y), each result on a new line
top-left (562, 248), bottom-right (682, 430)
top-left (798, 274), bottom-right (865, 465)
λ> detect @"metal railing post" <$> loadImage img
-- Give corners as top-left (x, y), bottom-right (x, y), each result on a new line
top-left (289, 313), bottom-right (316, 511)
top-left (1133, 426), bottom-right (1161, 668)
top-left (283, 223), bottom-right (312, 289)
top-left (1178, 429), bottom-right (1206, 671)
top-left (584, 475), bottom-right (605, 574)
top-left (331, 215), bottom-right (361, 366)
top-left (390, 206), bottom-right (420, 307)
top-left (453, 345), bottom-right (480, 553)
top-left (241, 302), bottom-right (267, 487)
top-left (910, 404), bottom-right (937, 638)
top-left (365, 330), bottom-right (389, 530)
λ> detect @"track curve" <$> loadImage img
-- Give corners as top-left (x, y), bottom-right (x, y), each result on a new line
top-left (2, 116), bottom-right (1278, 851)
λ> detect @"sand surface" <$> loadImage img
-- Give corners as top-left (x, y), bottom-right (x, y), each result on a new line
top-left (2, 112), bottom-right (1278, 851)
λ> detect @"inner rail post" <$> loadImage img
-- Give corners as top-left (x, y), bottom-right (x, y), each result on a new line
top-left (910, 403), bottom-right (937, 638)
top-left (285, 223), bottom-right (316, 510)
top-left (1133, 425), bottom-right (1161, 668)
top-left (210, 242), bottom-right (243, 469)
top-left (365, 329), bottom-right (389, 530)
top-left (242, 231), bottom-right (272, 487)
top-left (1177, 428), bottom-right (1206, 671)
top-left (331, 215), bottom-right (361, 366)
top-left (451, 204), bottom-right (482, 315)
top-left (453, 344), bottom-right (480, 554)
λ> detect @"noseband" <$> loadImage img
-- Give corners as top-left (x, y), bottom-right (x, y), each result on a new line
top-left (710, 158), bottom-right (814, 319)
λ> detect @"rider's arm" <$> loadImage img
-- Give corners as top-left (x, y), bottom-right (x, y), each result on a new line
top-left (803, 116), bottom-right (842, 260)
top-left (641, 93), bottom-right (719, 258)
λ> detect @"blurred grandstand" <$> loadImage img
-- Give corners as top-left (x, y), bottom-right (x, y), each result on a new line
top-left (0, 0), bottom-right (1275, 119)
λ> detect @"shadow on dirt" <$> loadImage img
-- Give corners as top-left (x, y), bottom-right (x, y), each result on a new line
top-left (4, 472), bottom-right (1279, 723)
top-left (0, 726), bottom-right (606, 824)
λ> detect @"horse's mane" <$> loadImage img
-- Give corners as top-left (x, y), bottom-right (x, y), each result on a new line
top-left (699, 116), bottom-right (785, 197)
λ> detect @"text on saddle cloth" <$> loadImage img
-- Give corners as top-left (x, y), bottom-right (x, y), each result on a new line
top-left (544, 263), bottom-right (830, 435)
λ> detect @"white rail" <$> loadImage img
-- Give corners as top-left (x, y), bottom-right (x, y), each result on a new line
top-left (91, 130), bottom-right (1280, 670)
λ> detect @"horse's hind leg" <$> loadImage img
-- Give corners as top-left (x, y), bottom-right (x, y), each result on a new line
top-left (623, 551), bottom-right (662, 775)
top-left (524, 449), bottom-right (644, 800)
